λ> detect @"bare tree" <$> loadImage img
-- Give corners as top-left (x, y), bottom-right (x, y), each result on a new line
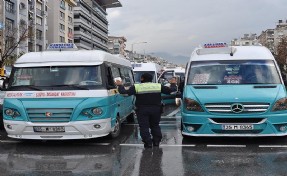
top-left (0, 23), bottom-right (32, 67)
top-left (275, 36), bottom-right (287, 75)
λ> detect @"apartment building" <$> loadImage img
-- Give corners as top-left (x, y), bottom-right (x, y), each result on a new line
top-left (273, 20), bottom-right (287, 53)
top-left (231, 33), bottom-right (258, 46)
top-left (108, 36), bottom-right (127, 56)
top-left (0, 0), bottom-right (49, 55)
top-left (258, 29), bottom-right (274, 53)
top-left (47, 0), bottom-right (77, 45)
top-left (73, 0), bottom-right (122, 51)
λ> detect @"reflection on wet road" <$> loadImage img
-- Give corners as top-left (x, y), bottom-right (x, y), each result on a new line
top-left (0, 105), bottom-right (287, 175)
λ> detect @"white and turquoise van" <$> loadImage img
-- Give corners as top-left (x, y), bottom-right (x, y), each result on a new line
top-left (3, 43), bottom-right (135, 140)
top-left (182, 43), bottom-right (287, 137)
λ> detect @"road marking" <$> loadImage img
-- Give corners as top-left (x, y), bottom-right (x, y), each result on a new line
top-left (166, 107), bottom-right (181, 117)
top-left (124, 124), bottom-right (177, 126)
top-left (0, 140), bottom-right (21, 143)
top-left (259, 145), bottom-right (287, 148)
top-left (207, 145), bottom-right (246, 148)
top-left (120, 144), bottom-right (195, 147)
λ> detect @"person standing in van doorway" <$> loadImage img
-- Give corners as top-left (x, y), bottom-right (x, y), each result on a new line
top-left (115, 73), bottom-right (176, 148)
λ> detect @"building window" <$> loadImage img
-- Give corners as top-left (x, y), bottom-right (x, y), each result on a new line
top-left (68, 39), bottom-right (73, 43)
top-left (60, 36), bottom-right (65, 42)
top-left (59, 23), bottom-right (65, 31)
top-left (36, 2), bottom-right (42, 10)
top-left (36, 29), bottom-right (42, 40)
top-left (5, 18), bottom-right (14, 30)
top-left (5, 1), bottom-right (14, 13)
top-left (60, 11), bottom-right (65, 20)
top-left (68, 4), bottom-right (72, 11)
top-left (36, 44), bottom-right (42, 52)
top-left (36, 16), bottom-right (42, 25)
top-left (68, 16), bottom-right (73, 24)
top-left (60, 0), bottom-right (65, 10)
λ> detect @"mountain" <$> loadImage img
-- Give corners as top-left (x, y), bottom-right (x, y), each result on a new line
top-left (149, 52), bottom-right (189, 65)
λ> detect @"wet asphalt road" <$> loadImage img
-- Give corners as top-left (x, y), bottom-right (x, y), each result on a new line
top-left (0, 105), bottom-right (287, 175)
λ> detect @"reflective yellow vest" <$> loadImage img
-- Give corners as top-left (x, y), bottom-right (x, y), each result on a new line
top-left (134, 83), bottom-right (161, 94)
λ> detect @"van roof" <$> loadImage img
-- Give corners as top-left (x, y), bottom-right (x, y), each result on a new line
top-left (132, 62), bottom-right (162, 72)
top-left (190, 45), bottom-right (274, 62)
top-left (15, 50), bottom-right (131, 67)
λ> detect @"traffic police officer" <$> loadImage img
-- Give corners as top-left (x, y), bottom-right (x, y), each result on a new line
top-left (115, 73), bottom-right (176, 148)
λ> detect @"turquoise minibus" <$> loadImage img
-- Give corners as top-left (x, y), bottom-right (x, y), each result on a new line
top-left (182, 43), bottom-right (287, 137)
top-left (3, 43), bottom-right (135, 140)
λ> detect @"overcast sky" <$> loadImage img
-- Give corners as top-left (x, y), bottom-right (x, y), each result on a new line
top-left (107, 0), bottom-right (287, 58)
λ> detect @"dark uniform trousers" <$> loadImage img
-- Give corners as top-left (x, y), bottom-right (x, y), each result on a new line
top-left (136, 105), bottom-right (162, 144)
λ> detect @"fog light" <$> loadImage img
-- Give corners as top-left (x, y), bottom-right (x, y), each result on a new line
top-left (187, 126), bottom-right (194, 132)
top-left (94, 124), bottom-right (101, 129)
top-left (279, 126), bottom-right (287, 132)
top-left (6, 124), bottom-right (12, 130)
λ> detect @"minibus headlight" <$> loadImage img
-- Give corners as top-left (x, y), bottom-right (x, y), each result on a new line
top-left (5, 109), bottom-right (20, 117)
top-left (184, 98), bottom-right (204, 112)
top-left (272, 97), bottom-right (287, 111)
top-left (92, 108), bottom-right (103, 115)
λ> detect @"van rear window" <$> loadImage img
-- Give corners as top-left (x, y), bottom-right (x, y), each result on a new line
top-left (187, 60), bottom-right (281, 85)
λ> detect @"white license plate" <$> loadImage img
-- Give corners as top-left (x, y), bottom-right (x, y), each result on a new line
top-left (222, 124), bottom-right (253, 130)
top-left (33, 126), bottom-right (65, 133)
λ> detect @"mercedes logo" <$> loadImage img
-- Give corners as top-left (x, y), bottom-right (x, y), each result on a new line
top-left (231, 103), bottom-right (244, 113)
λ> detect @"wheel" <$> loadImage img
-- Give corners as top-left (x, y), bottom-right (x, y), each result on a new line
top-left (108, 117), bottom-right (121, 138)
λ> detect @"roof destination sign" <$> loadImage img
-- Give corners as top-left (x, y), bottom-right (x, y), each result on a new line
top-left (47, 43), bottom-right (78, 51)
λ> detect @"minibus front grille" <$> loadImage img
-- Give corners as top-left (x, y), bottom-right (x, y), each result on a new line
top-left (205, 103), bottom-right (270, 114)
top-left (212, 129), bottom-right (263, 134)
top-left (210, 118), bottom-right (265, 124)
top-left (27, 108), bottom-right (73, 122)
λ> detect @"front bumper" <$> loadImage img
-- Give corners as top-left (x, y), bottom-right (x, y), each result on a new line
top-left (181, 112), bottom-right (287, 137)
top-left (4, 118), bottom-right (112, 140)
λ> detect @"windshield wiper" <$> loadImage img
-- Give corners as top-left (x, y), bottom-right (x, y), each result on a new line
top-left (51, 84), bottom-right (89, 90)
top-left (9, 85), bottom-right (42, 91)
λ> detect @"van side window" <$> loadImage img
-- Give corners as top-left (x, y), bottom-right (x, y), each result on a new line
top-left (107, 67), bottom-right (115, 88)
top-left (111, 66), bottom-right (121, 78)
top-left (120, 67), bottom-right (133, 86)
top-left (128, 69), bottom-right (134, 85)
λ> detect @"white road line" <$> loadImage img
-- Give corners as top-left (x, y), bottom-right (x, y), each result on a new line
top-left (207, 145), bottom-right (246, 148)
top-left (0, 140), bottom-right (21, 143)
top-left (124, 124), bottom-right (177, 126)
top-left (259, 145), bottom-right (287, 148)
top-left (166, 107), bottom-right (181, 117)
top-left (120, 144), bottom-right (195, 147)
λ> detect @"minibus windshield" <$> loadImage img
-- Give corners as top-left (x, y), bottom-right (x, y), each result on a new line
top-left (10, 66), bottom-right (103, 90)
top-left (187, 60), bottom-right (281, 85)
top-left (134, 71), bottom-right (156, 83)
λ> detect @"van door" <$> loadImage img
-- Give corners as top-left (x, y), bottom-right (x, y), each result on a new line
top-left (158, 70), bottom-right (178, 105)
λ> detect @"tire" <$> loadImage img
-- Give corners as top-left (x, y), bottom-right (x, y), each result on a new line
top-left (108, 117), bottom-right (121, 138)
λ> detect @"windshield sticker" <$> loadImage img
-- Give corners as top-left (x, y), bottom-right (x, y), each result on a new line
top-left (225, 65), bottom-right (240, 75)
top-left (224, 75), bottom-right (242, 84)
top-left (192, 74), bottom-right (210, 84)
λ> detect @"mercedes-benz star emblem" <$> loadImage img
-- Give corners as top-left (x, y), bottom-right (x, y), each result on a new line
top-left (231, 103), bottom-right (244, 113)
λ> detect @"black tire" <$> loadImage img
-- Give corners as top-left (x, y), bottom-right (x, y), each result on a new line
top-left (108, 117), bottom-right (121, 138)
